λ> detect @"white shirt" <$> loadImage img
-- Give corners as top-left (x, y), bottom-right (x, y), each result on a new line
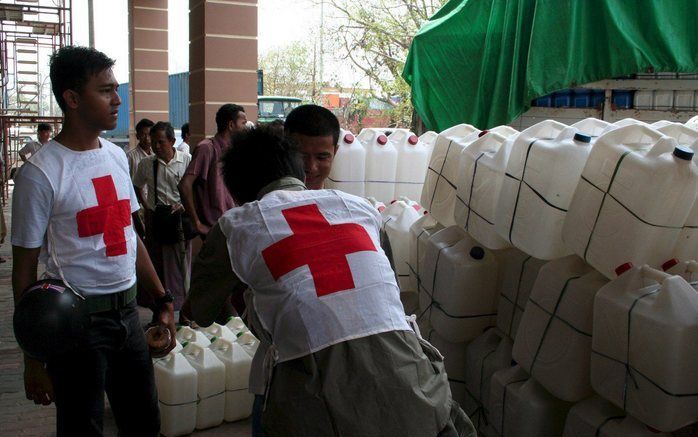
top-left (133, 150), bottom-right (191, 211)
top-left (126, 145), bottom-right (152, 179)
top-left (12, 138), bottom-right (140, 296)
top-left (177, 141), bottom-right (190, 155)
top-left (18, 140), bottom-right (43, 159)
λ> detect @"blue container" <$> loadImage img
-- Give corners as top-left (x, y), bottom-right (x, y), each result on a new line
top-left (572, 89), bottom-right (592, 108)
top-left (169, 72), bottom-right (189, 128)
top-left (591, 90), bottom-right (605, 108)
top-left (533, 94), bottom-right (553, 107)
top-left (553, 90), bottom-right (573, 107)
top-left (612, 90), bottom-right (634, 109)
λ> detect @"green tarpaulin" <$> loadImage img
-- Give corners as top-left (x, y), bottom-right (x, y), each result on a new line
top-left (403, 0), bottom-right (698, 131)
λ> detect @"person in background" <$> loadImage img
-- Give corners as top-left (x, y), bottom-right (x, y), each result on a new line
top-left (178, 122), bottom-right (190, 155)
top-left (126, 118), bottom-right (154, 178)
top-left (133, 121), bottom-right (192, 311)
top-left (183, 127), bottom-right (475, 437)
top-left (11, 45), bottom-right (173, 437)
top-left (18, 123), bottom-right (52, 162)
top-left (178, 103), bottom-right (246, 239)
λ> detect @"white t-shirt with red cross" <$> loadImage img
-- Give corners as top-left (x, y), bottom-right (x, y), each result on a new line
top-left (219, 188), bottom-right (410, 364)
top-left (12, 138), bottom-right (139, 296)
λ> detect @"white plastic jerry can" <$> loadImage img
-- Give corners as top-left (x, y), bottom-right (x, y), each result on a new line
top-left (418, 130), bottom-right (438, 163)
top-left (224, 316), bottom-right (250, 337)
top-left (153, 349), bottom-right (198, 437)
top-left (181, 342), bottom-right (226, 430)
top-left (563, 124), bottom-right (698, 279)
top-left (391, 131), bottom-right (432, 201)
top-left (489, 365), bottom-right (573, 437)
top-left (571, 117), bottom-right (611, 137)
top-left (428, 228), bottom-right (499, 343)
top-left (465, 329), bottom-right (513, 412)
top-left (563, 396), bottom-right (672, 437)
top-left (454, 128), bottom-right (518, 250)
top-left (209, 337), bottom-right (254, 422)
top-left (494, 248), bottom-right (547, 340)
top-left (366, 196), bottom-right (386, 214)
top-left (661, 258), bottom-right (698, 283)
top-left (687, 114), bottom-right (698, 130)
top-left (421, 123), bottom-right (480, 227)
top-left (591, 264), bottom-right (698, 432)
top-left (419, 226), bottom-right (466, 334)
top-left (654, 124), bottom-right (698, 262)
top-left (408, 213), bottom-right (444, 310)
top-left (236, 331), bottom-right (260, 358)
top-left (200, 322), bottom-right (236, 343)
top-left (380, 199), bottom-right (408, 229)
top-left (495, 120), bottom-right (582, 260)
top-left (326, 129), bottom-right (366, 197)
top-left (512, 255), bottom-right (608, 402)
top-left (362, 128), bottom-right (398, 203)
top-left (385, 203), bottom-right (422, 293)
top-left (175, 326), bottom-right (211, 349)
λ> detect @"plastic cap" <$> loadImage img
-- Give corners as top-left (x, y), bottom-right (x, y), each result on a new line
top-left (574, 133), bottom-right (592, 143)
top-left (478, 130), bottom-right (489, 137)
top-left (390, 199), bottom-right (397, 204)
top-left (661, 258), bottom-right (679, 271)
top-left (378, 206), bottom-right (385, 212)
top-left (408, 135), bottom-right (419, 145)
top-left (343, 133), bottom-right (355, 144)
top-left (181, 341), bottom-right (189, 347)
top-left (673, 145), bottom-right (694, 161)
top-left (377, 135), bottom-right (388, 145)
top-left (469, 246), bottom-right (485, 260)
top-left (423, 210), bottom-right (429, 215)
top-left (236, 331), bottom-right (245, 338)
top-left (614, 262), bottom-right (634, 276)
top-left (210, 336), bottom-right (217, 343)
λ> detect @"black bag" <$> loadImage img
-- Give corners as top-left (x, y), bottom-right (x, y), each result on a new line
top-left (151, 159), bottom-right (197, 244)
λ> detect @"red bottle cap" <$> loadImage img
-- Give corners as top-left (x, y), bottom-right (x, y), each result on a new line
top-left (478, 130), bottom-right (489, 137)
top-left (614, 262), bottom-right (634, 276)
top-left (408, 135), bottom-right (419, 145)
top-left (377, 135), bottom-right (388, 145)
top-left (343, 133), bottom-right (355, 144)
top-left (661, 258), bottom-right (679, 272)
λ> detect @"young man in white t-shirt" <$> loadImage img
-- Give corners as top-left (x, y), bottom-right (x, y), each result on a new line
top-left (11, 46), bottom-right (174, 437)
top-left (18, 123), bottom-right (53, 162)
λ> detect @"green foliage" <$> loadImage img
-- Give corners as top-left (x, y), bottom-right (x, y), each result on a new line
top-left (326, 0), bottom-right (446, 127)
top-left (258, 40), bottom-right (324, 102)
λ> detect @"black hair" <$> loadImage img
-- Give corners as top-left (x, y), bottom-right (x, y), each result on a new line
top-left (37, 123), bottom-right (52, 132)
top-left (49, 46), bottom-right (116, 112)
top-left (135, 118), bottom-right (154, 133)
top-left (284, 104), bottom-right (340, 146)
top-left (181, 122), bottom-right (190, 138)
top-left (216, 104), bottom-right (245, 133)
top-left (150, 121), bottom-right (176, 142)
top-left (221, 126), bottom-right (305, 205)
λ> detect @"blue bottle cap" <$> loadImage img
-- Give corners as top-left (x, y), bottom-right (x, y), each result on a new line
top-left (574, 133), bottom-right (592, 143)
top-left (673, 146), bottom-right (694, 161)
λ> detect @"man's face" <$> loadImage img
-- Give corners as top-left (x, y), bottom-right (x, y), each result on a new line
top-left (151, 129), bottom-right (175, 161)
top-left (293, 134), bottom-right (337, 190)
top-left (183, 132), bottom-right (191, 143)
top-left (137, 126), bottom-right (151, 149)
top-left (231, 112), bottom-right (248, 133)
top-left (75, 68), bottom-right (121, 131)
top-left (37, 129), bottom-right (51, 144)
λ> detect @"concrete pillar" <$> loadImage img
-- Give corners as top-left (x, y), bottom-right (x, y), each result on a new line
top-left (189, 0), bottom-right (258, 146)
top-left (128, 0), bottom-right (169, 147)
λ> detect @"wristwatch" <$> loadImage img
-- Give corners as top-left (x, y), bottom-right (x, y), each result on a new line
top-left (154, 290), bottom-right (174, 308)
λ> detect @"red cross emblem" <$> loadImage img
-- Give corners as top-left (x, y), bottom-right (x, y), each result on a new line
top-left (76, 175), bottom-right (132, 257)
top-left (262, 203), bottom-right (377, 297)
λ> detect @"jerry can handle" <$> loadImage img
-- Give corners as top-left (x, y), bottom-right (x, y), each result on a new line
top-left (641, 265), bottom-right (672, 284)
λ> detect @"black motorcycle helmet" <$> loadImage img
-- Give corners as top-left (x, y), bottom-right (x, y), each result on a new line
top-left (13, 279), bottom-right (89, 362)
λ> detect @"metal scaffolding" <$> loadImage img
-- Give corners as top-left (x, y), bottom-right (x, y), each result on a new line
top-left (0, 0), bottom-right (71, 203)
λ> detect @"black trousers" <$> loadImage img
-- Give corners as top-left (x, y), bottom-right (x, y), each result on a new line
top-left (46, 300), bottom-right (160, 437)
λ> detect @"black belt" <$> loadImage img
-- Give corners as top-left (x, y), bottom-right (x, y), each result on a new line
top-left (85, 284), bottom-right (137, 314)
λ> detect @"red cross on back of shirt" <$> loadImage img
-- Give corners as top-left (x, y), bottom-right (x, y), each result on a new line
top-left (262, 203), bottom-right (377, 297)
top-left (76, 175), bottom-right (132, 257)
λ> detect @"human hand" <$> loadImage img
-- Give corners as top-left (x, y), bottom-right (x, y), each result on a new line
top-left (24, 357), bottom-right (54, 405)
top-left (155, 302), bottom-right (177, 357)
top-left (195, 221), bottom-right (210, 236)
top-left (170, 203), bottom-right (185, 214)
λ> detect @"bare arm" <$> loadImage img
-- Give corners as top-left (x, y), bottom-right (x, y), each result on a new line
top-left (178, 174), bottom-right (209, 235)
top-left (135, 235), bottom-right (176, 353)
top-left (12, 245), bottom-right (54, 405)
